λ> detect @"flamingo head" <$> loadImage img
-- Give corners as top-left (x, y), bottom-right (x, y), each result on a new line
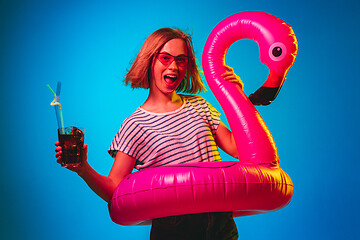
top-left (249, 20), bottom-right (298, 105)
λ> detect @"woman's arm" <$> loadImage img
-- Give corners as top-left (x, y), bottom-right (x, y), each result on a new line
top-left (55, 143), bottom-right (135, 203)
top-left (215, 122), bottom-right (238, 159)
top-left (215, 66), bottom-right (243, 159)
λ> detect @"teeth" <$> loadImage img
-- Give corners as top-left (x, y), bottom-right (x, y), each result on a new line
top-left (164, 75), bottom-right (177, 82)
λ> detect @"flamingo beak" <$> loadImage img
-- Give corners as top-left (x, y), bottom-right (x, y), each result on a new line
top-left (249, 86), bottom-right (281, 105)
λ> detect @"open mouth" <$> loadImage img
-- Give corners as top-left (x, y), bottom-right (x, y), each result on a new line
top-left (164, 75), bottom-right (178, 82)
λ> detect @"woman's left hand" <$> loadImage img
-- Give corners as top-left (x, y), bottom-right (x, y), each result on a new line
top-left (221, 66), bottom-right (244, 89)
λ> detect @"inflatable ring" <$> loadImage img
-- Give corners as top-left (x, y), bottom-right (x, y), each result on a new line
top-left (109, 11), bottom-right (298, 226)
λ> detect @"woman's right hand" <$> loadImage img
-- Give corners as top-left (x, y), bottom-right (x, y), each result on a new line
top-left (55, 141), bottom-right (63, 165)
top-left (54, 141), bottom-right (88, 175)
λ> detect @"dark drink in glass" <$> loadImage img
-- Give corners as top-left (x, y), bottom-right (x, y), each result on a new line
top-left (58, 126), bottom-right (84, 167)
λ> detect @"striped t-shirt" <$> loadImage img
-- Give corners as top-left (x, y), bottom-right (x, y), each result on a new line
top-left (108, 95), bottom-right (222, 170)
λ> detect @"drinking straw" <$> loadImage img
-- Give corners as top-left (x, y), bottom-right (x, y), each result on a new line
top-left (47, 82), bottom-right (65, 134)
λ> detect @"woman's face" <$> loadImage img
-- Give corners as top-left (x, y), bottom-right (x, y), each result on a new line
top-left (150, 38), bottom-right (188, 96)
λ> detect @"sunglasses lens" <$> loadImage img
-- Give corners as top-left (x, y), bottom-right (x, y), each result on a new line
top-left (157, 54), bottom-right (174, 66)
top-left (175, 56), bottom-right (188, 67)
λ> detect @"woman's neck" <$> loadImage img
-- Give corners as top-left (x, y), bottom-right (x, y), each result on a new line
top-left (141, 92), bottom-right (183, 113)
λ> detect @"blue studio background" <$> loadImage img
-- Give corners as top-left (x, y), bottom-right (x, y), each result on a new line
top-left (1, 0), bottom-right (359, 239)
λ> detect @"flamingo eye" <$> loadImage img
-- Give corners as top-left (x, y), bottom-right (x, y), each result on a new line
top-left (269, 42), bottom-right (287, 61)
top-left (272, 46), bottom-right (282, 57)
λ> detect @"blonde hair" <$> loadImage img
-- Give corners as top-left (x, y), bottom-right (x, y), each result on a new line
top-left (124, 28), bottom-right (205, 94)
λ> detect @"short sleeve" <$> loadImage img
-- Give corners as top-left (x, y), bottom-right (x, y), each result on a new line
top-left (199, 96), bottom-right (221, 136)
top-left (108, 117), bottom-right (142, 160)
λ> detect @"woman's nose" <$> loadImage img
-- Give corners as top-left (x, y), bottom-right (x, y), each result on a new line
top-left (168, 59), bottom-right (178, 70)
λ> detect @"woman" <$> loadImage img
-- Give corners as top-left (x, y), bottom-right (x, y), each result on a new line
top-left (55, 28), bottom-right (243, 239)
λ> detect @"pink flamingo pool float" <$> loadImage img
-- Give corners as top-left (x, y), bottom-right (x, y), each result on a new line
top-left (109, 11), bottom-right (298, 225)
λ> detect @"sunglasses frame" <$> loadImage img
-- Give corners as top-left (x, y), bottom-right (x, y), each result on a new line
top-left (155, 52), bottom-right (191, 67)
